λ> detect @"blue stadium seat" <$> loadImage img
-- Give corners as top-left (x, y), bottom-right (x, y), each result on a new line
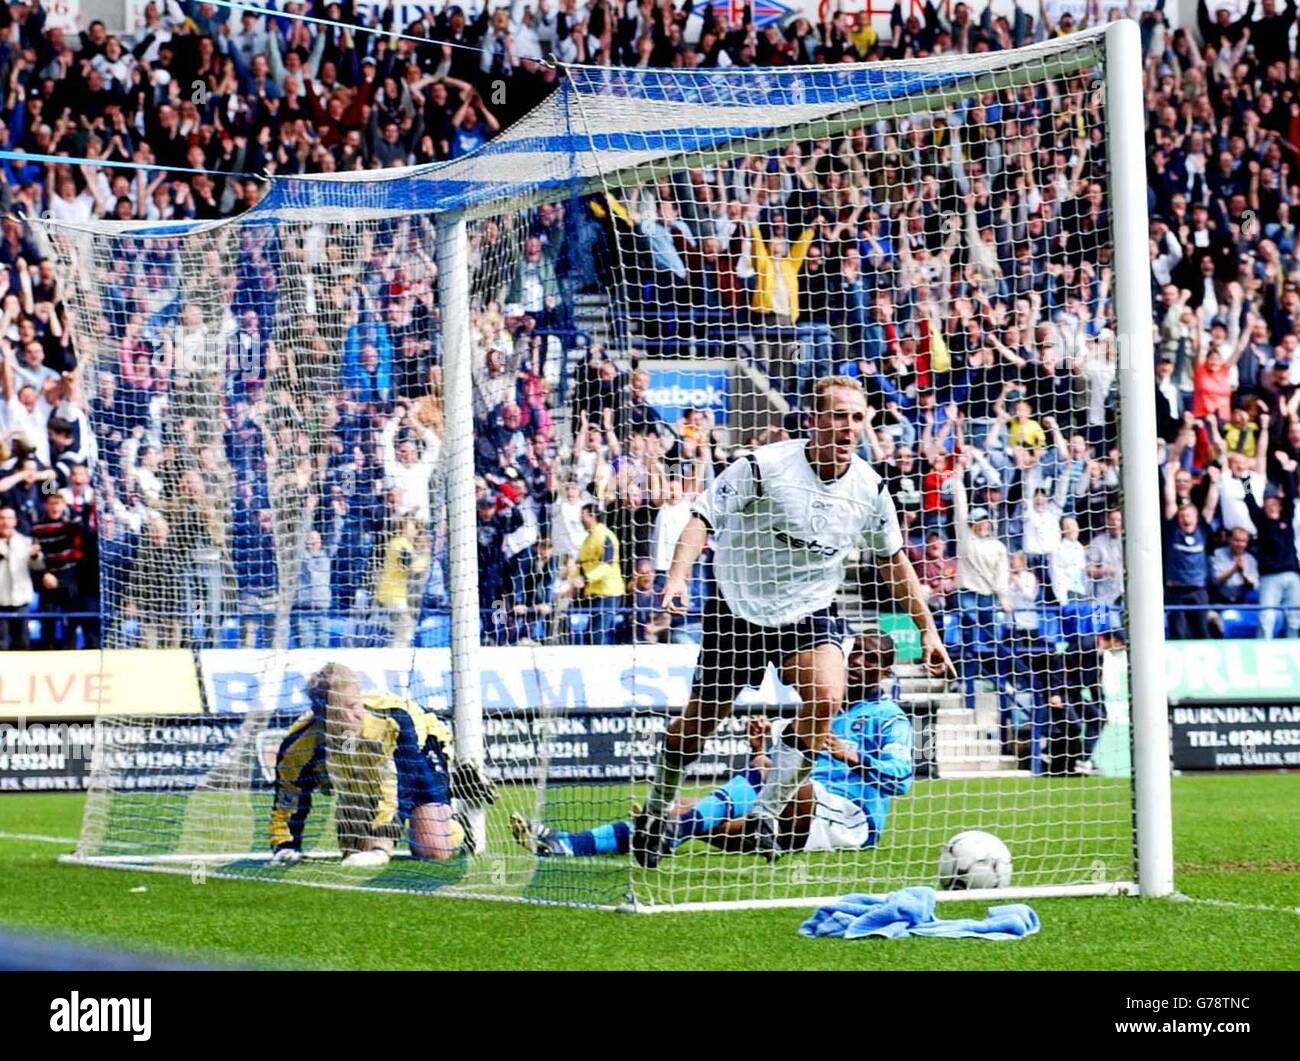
top-left (327, 618), bottom-right (348, 647)
top-left (942, 611), bottom-right (961, 647)
top-left (1061, 601), bottom-right (1109, 641)
top-left (416, 612), bottom-right (451, 648)
top-left (1037, 607), bottom-right (1064, 647)
top-left (219, 619), bottom-right (241, 649)
top-left (1220, 609), bottom-right (1256, 638)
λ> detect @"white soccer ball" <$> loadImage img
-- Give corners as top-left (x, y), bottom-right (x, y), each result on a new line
top-left (938, 830), bottom-right (1012, 890)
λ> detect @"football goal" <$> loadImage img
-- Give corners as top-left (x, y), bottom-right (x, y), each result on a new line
top-left (38, 19), bottom-right (1170, 911)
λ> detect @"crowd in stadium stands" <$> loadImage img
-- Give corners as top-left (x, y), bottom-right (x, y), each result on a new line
top-left (0, 0), bottom-right (1299, 733)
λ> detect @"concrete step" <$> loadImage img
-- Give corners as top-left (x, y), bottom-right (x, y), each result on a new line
top-left (930, 703), bottom-right (1020, 773)
top-left (935, 759), bottom-right (1021, 773)
top-left (897, 678), bottom-right (954, 696)
top-left (898, 693), bottom-right (964, 713)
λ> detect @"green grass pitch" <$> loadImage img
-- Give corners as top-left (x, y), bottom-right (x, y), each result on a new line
top-left (0, 773), bottom-right (1297, 970)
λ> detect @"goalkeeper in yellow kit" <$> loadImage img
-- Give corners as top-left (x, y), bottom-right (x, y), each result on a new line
top-left (268, 663), bottom-right (497, 867)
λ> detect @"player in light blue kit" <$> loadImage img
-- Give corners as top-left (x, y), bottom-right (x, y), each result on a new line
top-left (510, 633), bottom-right (914, 859)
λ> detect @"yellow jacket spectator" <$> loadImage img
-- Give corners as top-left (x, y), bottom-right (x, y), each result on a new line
top-left (375, 519), bottom-right (430, 610)
top-left (1223, 412), bottom-right (1259, 459)
top-left (850, 17), bottom-right (877, 55)
top-left (374, 517), bottom-right (430, 648)
top-left (1007, 401), bottom-right (1047, 451)
top-left (578, 502), bottom-right (625, 598)
top-left (748, 222), bottom-right (816, 322)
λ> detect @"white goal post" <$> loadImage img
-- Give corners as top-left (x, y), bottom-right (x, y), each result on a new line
top-left (38, 19), bottom-right (1169, 911)
top-left (1106, 20), bottom-right (1174, 900)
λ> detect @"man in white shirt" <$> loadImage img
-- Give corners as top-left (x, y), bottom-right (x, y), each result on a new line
top-left (1085, 508), bottom-right (1125, 607)
top-left (1, 392), bottom-right (53, 465)
top-left (953, 452), bottom-right (1011, 714)
top-left (635, 376), bottom-right (953, 866)
top-left (1210, 526), bottom-right (1259, 605)
top-left (1218, 451), bottom-right (1265, 536)
top-left (1050, 517), bottom-right (1088, 605)
top-left (11, 340), bottom-right (59, 394)
top-left (0, 505), bottom-right (42, 648)
top-left (548, 479), bottom-right (588, 563)
top-left (129, 443), bottom-right (165, 509)
top-left (1021, 487), bottom-right (1062, 582)
top-left (1008, 552), bottom-right (1041, 634)
top-left (46, 175), bottom-right (105, 224)
top-left (650, 476), bottom-right (693, 584)
top-left (1154, 355), bottom-right (1183, 441)
top-left (381, 408), bottom-right (441, 525)
top-left (1149, 221), bottom-right (1182, 288)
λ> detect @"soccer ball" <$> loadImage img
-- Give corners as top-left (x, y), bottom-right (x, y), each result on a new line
top-left (938, 830), bottom-right (1012, 890)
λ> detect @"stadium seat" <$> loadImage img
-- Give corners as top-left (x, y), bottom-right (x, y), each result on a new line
top-left (567, 611), bottom-right (591, 641)
top-left (416, 612), bottom-right (451, 648)
top-left (327, 618), bottom-right (349, 647)
top-left (942, 611), bottom-right (961, 647)
top-left (1061, 601), bottom-right (1108, 642)
top-left (1036, 608), bottom-right (1065, 648)
top-left (1220, 609), bottom-right (1256, 639)
top-left (219, 620), bottom-right (241, 649)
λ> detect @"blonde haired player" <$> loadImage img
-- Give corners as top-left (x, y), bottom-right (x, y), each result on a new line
top-left (269, 663), bottom-right (496, 867)
top-left (636, 376), bottom-right (954, 866)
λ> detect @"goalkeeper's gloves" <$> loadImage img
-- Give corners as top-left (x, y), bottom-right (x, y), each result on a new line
top-left (342, 849), bottom-right (391, 868)
top-left (450, 761), bottom-right (498, 808)
top-left (272, 847), bottom-right (302, 865)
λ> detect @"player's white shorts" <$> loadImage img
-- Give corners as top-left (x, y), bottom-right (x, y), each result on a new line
top-left (802, 781), bottom-right (873, 852)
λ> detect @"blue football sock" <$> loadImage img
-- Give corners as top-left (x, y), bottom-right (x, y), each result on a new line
top-left (673, 770), bottom-right (762, 847)
top-left (558, 821), bottom-right (630, 857)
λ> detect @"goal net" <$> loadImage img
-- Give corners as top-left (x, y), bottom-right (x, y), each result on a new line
top-left (43, 22), bottom-right (1163, 910)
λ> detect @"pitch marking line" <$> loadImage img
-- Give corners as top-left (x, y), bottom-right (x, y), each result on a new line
top-left (0, 831), bottom-right (78, 845)
top-left (1172, 892), bottom-right (1300, 916)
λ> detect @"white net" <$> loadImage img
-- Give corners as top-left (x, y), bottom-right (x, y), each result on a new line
top-left (49, 26), bottom-right (1140, 909)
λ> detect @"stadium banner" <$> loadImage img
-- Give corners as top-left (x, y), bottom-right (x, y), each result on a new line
top-left (877, 612), bottom-right (922, 662)
top-left (198, 645), bottom-right (800, 715)
top-left (0, 651), bottom-right (202, 720)
top-left (1164, 640), bottom-right (1300, 704)
top-left (1169, 702), bottom-right (1300, 771)
top-left (0, 720), bottom-right (94, 793)
top-left (255, 707), bottom-right (761, 786)
top-left (353, 1), bottom-right (439, 30)
top-left (0, 710), bottom-right (755, 793)
top-left (0, 717), bottom-right (239, 794)
top-left (640, 365), bottom-right (730, 426)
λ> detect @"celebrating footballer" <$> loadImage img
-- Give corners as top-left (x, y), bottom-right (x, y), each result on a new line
top-left (634, 375), bottom-right (954, 867)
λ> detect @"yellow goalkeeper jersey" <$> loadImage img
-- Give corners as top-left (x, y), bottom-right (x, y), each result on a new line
top-left (269, 693), bottom-right (454, 853)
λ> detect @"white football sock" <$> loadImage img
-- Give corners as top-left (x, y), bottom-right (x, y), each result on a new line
top-left (643, 758), bottom-right (685, 819)
top-left (753, 732), bottom-right (813, 823)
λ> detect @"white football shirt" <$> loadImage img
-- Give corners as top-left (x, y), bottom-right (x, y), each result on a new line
top-left (690, 439), bottom-right (903, 627)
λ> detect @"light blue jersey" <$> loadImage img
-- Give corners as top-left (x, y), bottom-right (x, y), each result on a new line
top-left (810, 697), bottom-right (914, 846)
